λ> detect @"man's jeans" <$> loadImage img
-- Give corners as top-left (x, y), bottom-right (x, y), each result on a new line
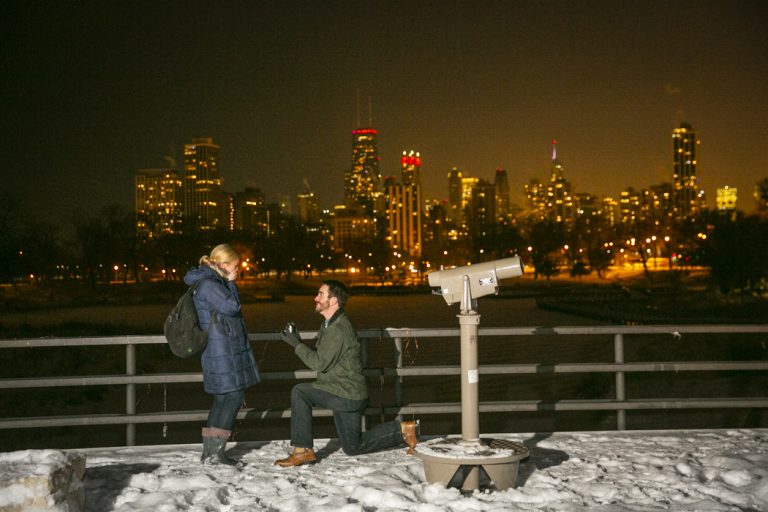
top-left (290, 382), bottom-right (404, 455)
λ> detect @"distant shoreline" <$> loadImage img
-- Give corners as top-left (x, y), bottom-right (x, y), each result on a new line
top-left (1, 270), bottom-right (766, 337)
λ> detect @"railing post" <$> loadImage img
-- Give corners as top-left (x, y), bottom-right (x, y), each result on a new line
top-left (126, 343), bottom-right (136, 446)
top-left (360, 337), bottom-right (368, 432)
top-left (394, 336), bottom-right (403, 413)
top-left (614, 333), bottom-right (626, 430)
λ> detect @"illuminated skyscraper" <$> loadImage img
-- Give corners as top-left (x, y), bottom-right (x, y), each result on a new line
top-left (461, 176), bottom-right (480, 212)
top-left (385, 183), bottom-right (422, 257)
top-left (672, 123), bottom-right (702, 217)
top-left (547, 140), bottom-right (574, 223)
top-left (329, 205), bottom-right (375, 252)
top-left (184, 137), bottom-right (225, 232)
top-left (648, 183), bottom-right (674, 219)
top-left (716, 186), bottom-right (737, 212)
top-left (493, 168), bottom-right (510, 221)
top-left (447, 174), bottom-right (480, 238)
top-left (297, 190), bottom-right (320, 225)
top-left (345, 128), bottom-right (381, 216)
top-left (468, 179), bottom-right (495, 237)
top-left (234, 187), bottom-right (267, 234)
top-left (423, 199), bottom-right (448, 246)
top-left (574, 192), bottom-right (599, 219)
top-left (447, 167), bottom-right (463, 226)
top-left (619, 187), bottom-right (642, 224)
top-left (401, 150), bottom-right (422, 187)
top-left (383, 150), bottom-right (423, 257)
top-left (524, 178), bottom-right (547, 219)
top-left (602, 197), bottom-right (619, 225)
top-left (135, 168), bottom-right (183, 240)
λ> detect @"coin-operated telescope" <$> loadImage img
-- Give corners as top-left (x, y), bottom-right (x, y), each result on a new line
top-left (416, 255), bottom-right (529, 492)
top-left (428, 256), bottom-right (524, 311)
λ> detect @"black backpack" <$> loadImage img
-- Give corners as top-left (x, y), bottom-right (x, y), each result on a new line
top-left (164, 280), bottom-right (210, 358)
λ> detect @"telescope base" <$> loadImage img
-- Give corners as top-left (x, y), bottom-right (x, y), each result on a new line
top-left (414, 436), bottom-right (529, 491)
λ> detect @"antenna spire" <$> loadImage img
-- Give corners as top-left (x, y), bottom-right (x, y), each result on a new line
top-left (368, 96), bottom-right (373, 126)
top-left (355, 88), bottom-right (361, 128)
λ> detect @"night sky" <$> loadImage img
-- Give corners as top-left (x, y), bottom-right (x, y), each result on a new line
top-left (3, 1), bottom-right (767, 225)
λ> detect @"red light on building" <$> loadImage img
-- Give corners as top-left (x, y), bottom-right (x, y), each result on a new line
top-left (401, 156), bottom-right (422, 167)
top-left (352, 128), bottom-right (378, 135)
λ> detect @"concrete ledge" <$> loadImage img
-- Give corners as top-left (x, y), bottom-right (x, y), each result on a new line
top-left (0, 450), bottom-right (86, 512)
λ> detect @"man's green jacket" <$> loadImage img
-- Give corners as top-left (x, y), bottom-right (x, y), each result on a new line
top-left (295, 310), bottom-right (368, 401)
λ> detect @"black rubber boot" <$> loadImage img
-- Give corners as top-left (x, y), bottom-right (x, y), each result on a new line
top-left (201, 427), bottom-right (239, 466)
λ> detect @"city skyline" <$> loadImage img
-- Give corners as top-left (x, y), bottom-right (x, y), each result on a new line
top-left (3, 1), bottom-right (767, 224)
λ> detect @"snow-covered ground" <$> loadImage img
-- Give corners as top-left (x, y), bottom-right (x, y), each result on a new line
top-left (3, 429), bottom-right (767, 511)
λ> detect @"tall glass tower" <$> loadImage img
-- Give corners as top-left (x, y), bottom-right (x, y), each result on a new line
top-left (672, 123), bottom-right (702, 217)
top-left (184, 137), bottom-right (224, 232)
top-left (547, 140), bottom-right (574, 223)
top-left (135, 168), bottom-right (183, 240)
top-left (383, 149), bottom-right (423, 257)
top-left (447, 167), bottom-right (463, 226)
top-left (345, 128), bottom-right (381, 216)
top-left (494, 168), bottom-right (510, 220)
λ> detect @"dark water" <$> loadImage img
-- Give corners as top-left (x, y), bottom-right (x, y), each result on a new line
top-left (1, 294), bottom-right (766, 450)
top-left (0, 293), bottom-right (596, 332)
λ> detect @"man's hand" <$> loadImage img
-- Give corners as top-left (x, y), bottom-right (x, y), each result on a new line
top-left (280, 324), bottom-right (301, 348)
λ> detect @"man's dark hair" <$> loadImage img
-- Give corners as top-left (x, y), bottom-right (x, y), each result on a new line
top-left (323, 279), bottom-right (349, 309)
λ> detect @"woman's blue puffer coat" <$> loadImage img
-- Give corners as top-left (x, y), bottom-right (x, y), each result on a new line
top-left (183, 265), bottom-right (260, 394)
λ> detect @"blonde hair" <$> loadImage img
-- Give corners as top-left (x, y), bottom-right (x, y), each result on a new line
top-left (199, 244), bottom-right (240, 278)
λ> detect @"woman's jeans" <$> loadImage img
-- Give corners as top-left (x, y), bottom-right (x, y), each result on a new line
top-left (290, 382), bottom-right (403, 455)
top-left (207, 390), bottom-right (244, 431)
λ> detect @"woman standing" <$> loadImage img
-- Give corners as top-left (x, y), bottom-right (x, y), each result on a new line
top-left (183, 243), bottom-right (260, 465)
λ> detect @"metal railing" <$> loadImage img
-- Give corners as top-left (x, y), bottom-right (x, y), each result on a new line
top-left (1, 324), bottom-right (767, 446)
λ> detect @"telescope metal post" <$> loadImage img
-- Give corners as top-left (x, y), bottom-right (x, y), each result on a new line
top-left (458, 276), bottom-right (481, 489)
top-left (459, 275), bottom-right (480, 442)
top-left (458, 313), bottom-right (481, 442)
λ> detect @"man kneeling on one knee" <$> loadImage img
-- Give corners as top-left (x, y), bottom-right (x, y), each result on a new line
top-left (275, 279), bottom-right (419, 467)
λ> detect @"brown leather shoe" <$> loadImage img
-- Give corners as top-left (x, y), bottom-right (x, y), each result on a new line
top-left (401, 420), bottom-right (419, 455)
top-left (274, 447), bottom-right (317, 467)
